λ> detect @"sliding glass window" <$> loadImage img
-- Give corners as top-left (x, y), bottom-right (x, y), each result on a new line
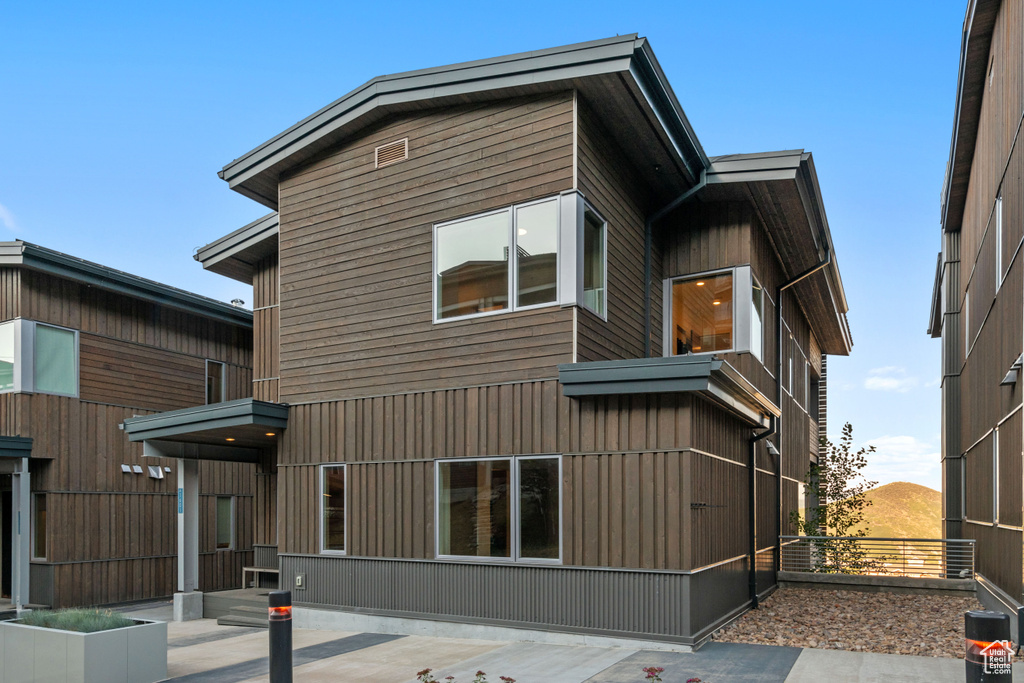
top-left (437, 455), bottom-right (560, 563)
top-left (321, 465), bottom-right (346, 553)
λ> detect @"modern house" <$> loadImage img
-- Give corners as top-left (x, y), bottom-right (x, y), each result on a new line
top-left (126, 35), bottom-right (852, 647)
top-left (929, 0), bottom-right (1024, 631)
top-left (0, 241), bottom-right (254, 610)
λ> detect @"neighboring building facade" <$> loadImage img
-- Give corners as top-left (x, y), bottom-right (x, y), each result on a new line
top-left (930, 0), bottom-right (1024, 623)
top-left (134, 36), bottom-right (852, 647)
top-left (0, 242), bottom-right (254, 609)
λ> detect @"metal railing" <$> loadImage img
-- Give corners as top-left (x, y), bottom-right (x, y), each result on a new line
top-left (779, 536), bottom-right (976, 579)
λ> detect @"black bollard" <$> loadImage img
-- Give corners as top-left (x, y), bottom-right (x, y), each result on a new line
top-left (269, 590), bottom-right (293, 683)
top-left (966, 610), bottom-right (1013, 682)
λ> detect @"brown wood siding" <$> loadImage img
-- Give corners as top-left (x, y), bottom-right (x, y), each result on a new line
top-left (276, 93), bottom-right (575, 403)
top-left (0, 267), bottom-right (21, 320)
top-left (349, 461), bottom-right (434, 559)
top-left (966, 521), bottom-right (1022, 599)
top-left (965, 432), bottom-right (994, 523)
top-left (998, 408), bottom-right (1022, 527)
top-left (575, 98), bottom-right (653, 361)
top-left (254, 253), bottom-right (280, 403)
top-left (256, 450), bottom-right (278, 546)
top-left (79, 334), bottom-right (205, 410)
top-left (691, 453), bottom-right (747, 568)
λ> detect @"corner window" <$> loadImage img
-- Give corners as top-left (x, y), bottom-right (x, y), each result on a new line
top-left (436, 455), bottom-right (561, 563)
top-left (206, 360), bottom-right (225, 405)
top-left (216, 496), bottom-right (234, 550)
top-left (996, 192), bottom-right (1004, 290)
top-left (321, 465), bottom-right (346, 553)
top-left (669, 272), bottom-right (733, 354)
top-left (435, 197), bottom-right (559, 322)
top-left (32, 493), bottom-right (47, 560)
top-left (0, 320), bottom-right (78, 397)
top-left (582, 205), bottom-right (607, 318)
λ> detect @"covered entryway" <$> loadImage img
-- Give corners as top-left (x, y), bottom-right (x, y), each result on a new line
top-left (0, 436), bottom-right (33, 611)
top-left (122, 398), bottom-right (287, 620)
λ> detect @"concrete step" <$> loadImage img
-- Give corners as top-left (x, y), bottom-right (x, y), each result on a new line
top-left (217, 614), bottom-right (269, 628)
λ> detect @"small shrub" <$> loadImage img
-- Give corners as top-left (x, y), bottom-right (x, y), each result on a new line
top-left (17, 608), bottom-right (137, 633)
top-left (643, 667), bottom-right (665, 681)
top-left (415, 669), bottom-right (514, 683)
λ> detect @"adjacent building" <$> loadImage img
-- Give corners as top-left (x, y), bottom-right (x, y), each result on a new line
top-left (126, 35), bottom-right (852, 647)
top-left (929, 0), bottom-right (1024, 628)
top-left (0, 242), bottom-right (254, 609)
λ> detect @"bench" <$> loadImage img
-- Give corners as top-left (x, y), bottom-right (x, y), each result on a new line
top-left (242, 566), bottom-right (279, 588)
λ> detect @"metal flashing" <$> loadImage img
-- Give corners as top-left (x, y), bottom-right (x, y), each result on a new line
top-left (558, 355), bottom-right (778, 426)
top-left (0, 242), bottom-right (252, 328)
top-left (194, 213), bottom-right (279, 283)
top-left (218, 35), bottom-right (708, 209)
top-left (0, 436), bottom-right (33, 458)
top-left (123, 398), bottom-right (289, 443)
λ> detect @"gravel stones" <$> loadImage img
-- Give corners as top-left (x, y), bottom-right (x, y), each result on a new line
top-left (713, 588), bottom-right (983, 659)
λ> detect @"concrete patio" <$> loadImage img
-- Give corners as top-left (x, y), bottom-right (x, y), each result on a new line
top-left (116, 601), bottom-right (1020, 682)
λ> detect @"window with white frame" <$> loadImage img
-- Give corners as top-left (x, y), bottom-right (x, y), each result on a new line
top-left (436, 455), bottom-right (560, 562)
top-left (321, 465), bottom-right (346, 553)
top-left (664, 265), bottom-right (764, 359)
top-left (581, 204), bottom-right (607, 318)
top-left (996, 191), bottom-right (1003, 290)
top-left (993, 428), bottom-right (1000, 524)
top-left (0, 320), bottom-right (78, 397)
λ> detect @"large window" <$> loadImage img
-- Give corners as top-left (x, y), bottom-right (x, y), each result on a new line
top-left (321, 465), bottom-right (346, 553)
top-left (0, 320), bottom-right (78, 396)
top-left (216, 496), bottom-right (234, 550)
top-left (436, 455), bottom-right (560, 562)
top-left (670, 272), bottom-right (733, 354)
top-left (435, 198), bottom-right (559, 321)
top-left (751, 278), bottom-right (764, 361)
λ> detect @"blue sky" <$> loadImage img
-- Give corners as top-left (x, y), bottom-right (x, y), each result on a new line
top-left (1, 1), bottom-right (967, 490)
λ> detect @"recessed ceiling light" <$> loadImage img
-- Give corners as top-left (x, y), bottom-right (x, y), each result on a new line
top-left (713, 300), bottom-right (721, 306)
top-left (696, 282), bottom-right (705, 286)
top-left (265, 433), bottom-right (276, 437)
top-left (225, 438), bottom-right (235, 442)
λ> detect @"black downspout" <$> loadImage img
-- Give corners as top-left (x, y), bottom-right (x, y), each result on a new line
top-left (775, 246), bottom-right (832, 571)
top-left (643, 169), bottom-right (707, 357)
top-left (749, 416), bottom-right (776, 608)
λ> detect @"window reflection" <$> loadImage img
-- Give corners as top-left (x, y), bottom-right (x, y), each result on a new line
top-left (671, 272), bottom-right (733, 354)
top-left (436, 212), bottom-right (510, 319)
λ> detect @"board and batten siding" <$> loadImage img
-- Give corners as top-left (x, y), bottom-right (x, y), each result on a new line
top-left (278, 381), bottom-right (761, 574)
top-left (254, 252), bottom-right (280, 403)
top-left (275, 93), bottom-right (576, 403)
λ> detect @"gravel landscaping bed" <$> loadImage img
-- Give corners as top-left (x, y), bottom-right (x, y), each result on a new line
top-left (713, 587), bottom-right (983, 658)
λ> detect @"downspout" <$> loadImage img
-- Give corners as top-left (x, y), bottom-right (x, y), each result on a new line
top-left (644, 169), bottom-right (707, 357)
top-left (749, 416), bottom-right (776, 608)
top-left (775, 245), bottom-right (832, 570)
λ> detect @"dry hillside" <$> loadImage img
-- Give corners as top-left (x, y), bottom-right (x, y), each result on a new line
top-left (856, 481), bottom-right (941, 539)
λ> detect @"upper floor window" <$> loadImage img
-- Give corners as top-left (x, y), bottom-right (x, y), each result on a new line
top-left (0, 319), bottom-right (78, 397)
top-left (433, 192), bottom-right (609, 323)
top-left (995, 192), bottom-right (1004, 290)
top-left (663, 265), bottom-right (762, 360)
top-left (206, 360), bottom-right (225, 404)
top-left (320, 464), bottom-right (347, 554)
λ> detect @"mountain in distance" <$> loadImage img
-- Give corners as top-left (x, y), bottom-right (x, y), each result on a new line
top-left (855, 481), bottom-right (941, 539)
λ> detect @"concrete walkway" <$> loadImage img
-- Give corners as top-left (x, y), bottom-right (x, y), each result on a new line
top-left (119, 602), bottom-right (1023, 682)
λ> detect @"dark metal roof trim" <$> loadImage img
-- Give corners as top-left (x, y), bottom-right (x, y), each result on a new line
top-left (218, 34), bottom-right (708, 208)
top-left (194, 213), bottom-right (279, 284)
top-left (941, 0), bottom-right (1001, 233)
top-left (123, 398), bottom-right (289, 442)
top-left (0, 436), bottom-right (32, 458)
top-left (0, 242), bottom-right (253, 328)
top-left (558, 355), bottom-right (779, 426)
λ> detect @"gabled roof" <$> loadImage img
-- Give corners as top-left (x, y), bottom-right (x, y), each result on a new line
top-left (0, 241), bottom-right (252, 327)
top-left (218, 35), bottom-right (709, 210)
top-left (941, 0), bottom-right (1002, 233)
top-left (702, 150), bottom-right (853, 355)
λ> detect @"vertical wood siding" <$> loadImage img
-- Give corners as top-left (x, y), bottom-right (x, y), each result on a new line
top-left (254, 253), bottom-right (280, 403)
top-left (276, 93), bottom-right (576, 402)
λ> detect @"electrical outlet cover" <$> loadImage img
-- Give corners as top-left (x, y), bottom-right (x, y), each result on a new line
top-left (295, 573), bottom-right (305, 589)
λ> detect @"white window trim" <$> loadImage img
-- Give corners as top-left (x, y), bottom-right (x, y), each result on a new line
top-left (995, 192), bottom-right (1004, 291)
top-left (434, 454), bottom-right (562, 565)
top-left (750, 275), bottom-right (764, 362)
top-left (993, 429), bottom-right (999, 525)
top-left (0, 319), bottom-right (79, 397)
top-left (433, 196), bottom-right (562, 324)
top-left (205, 359), bottom-right (226, 405)
top-left (320, 464), bottom-right (347, 555)
top-left (662, 266), bottom-right (745, 358)
top-left (578, 200), bottom-right (608, 320)
top-left (215, 495), bottom-right (235, 551)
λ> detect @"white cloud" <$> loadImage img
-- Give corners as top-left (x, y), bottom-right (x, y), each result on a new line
top-left (0, 202), bottom-right (18, 233)
top-left (863, 366), bottom-right (918, 393)
top-left (855, 434), bottom-right (941, 491)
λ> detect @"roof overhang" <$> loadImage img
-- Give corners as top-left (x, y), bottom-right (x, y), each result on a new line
top-left (0, 242), bottom-right (252, 328)
top-left (941, 0), bottom-right (1002, 233)
top-left (0, 436), bottom-right (32, 459)
top-left (701, 150), bottom-right (853, 355)
top-left (218, 35), bottom-right (709, 211)
top-left (123, 398), bottom-right (288, 462)
top-left (558, 355), bottom-right (779, 428)
top-left (194, 213), bottom-right (279, 284)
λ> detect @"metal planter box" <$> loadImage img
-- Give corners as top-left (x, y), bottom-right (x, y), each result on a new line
top-left (0, 617), bottom-right (167, 683)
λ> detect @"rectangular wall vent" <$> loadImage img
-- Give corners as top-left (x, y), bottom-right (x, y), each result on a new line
top-left (375, 138), bottom-right (409, 168)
